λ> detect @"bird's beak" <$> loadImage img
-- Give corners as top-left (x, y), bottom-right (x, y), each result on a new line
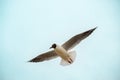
top-left (49, 47), bottom-right (52, 49)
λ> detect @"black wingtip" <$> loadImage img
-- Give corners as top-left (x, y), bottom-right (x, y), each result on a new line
top-left (28, 60), bottom-right (38, 63)
top-left (28, 59), bottom-right (36, 62)
top-left (28, 57), bottom-right (43, 62)
top-left (28, 60), bottom-right (33, 62)
top-left (79, 27), bottom-right (97, 40)
top-left (84, 27), bottom-right (97, 34)
top-left (91, 27), bottom-right (97, 31)
top-left (87, 27), bottom-right (97, 34)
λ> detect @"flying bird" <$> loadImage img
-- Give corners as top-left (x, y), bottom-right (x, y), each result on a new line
top-left (29, 27), bottom-right (96, 66)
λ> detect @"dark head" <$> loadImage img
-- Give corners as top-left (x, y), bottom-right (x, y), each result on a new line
top-left (50, 43), bottom-right (57, 49)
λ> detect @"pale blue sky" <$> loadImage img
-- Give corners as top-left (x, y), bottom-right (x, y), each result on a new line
top-left (0, 0), bottom-right (120, 80)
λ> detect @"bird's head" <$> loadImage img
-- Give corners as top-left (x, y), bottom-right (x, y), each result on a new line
top-left (50, 43), bottom-right (57, 49)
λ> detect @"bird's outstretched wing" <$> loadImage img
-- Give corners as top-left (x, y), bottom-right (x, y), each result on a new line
top-left (29, 50), bottom-right (58, 62)
top-left (62, 27), bottom-right (97, 50)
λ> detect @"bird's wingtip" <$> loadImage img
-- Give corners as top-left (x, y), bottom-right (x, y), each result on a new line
top-left (28, 60), bottom-right (32, 62)
top-left (91, 27), bottom-right (97, 31)
top-left (28, 58), bottom-right (42, 63)
top-left (28, 59), bottom-right (36, 62)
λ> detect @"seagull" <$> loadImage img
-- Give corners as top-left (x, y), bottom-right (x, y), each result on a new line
top-left (29, 27), bottom-right (96, 66)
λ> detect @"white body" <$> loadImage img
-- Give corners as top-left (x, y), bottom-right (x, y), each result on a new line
top-left (54, 44), bottom-right (76, 66)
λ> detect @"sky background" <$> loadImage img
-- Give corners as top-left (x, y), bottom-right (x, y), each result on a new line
top-left (0, 0), bottom-right (120, 80)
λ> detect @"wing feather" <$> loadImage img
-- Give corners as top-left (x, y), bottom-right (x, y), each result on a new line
top-left (62, 27), bottom-right (96, 50)
top-left (29, 50), bottom-right (58, 62)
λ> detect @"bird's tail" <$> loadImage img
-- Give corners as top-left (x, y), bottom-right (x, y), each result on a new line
top-left (60, 51), bottom-right (76, 66)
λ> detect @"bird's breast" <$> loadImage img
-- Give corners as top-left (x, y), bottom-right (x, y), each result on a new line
top-left (54, 45), bottom-right (69, 60)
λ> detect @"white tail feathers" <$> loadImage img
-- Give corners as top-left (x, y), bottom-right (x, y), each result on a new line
top-left (69, 51), bottom-right (76, 62)
top-left (60, 51), bottom-right (76, 66)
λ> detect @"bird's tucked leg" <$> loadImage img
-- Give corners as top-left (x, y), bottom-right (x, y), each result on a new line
top-left (60, 51), bottom-right (76, 66)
